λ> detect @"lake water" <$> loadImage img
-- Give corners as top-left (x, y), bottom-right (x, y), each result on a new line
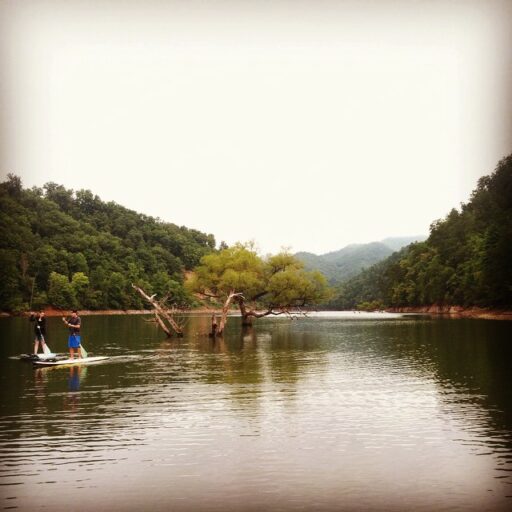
top-left (1, 312), bottom-right (511, 511)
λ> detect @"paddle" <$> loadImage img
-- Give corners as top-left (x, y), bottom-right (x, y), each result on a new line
top-left (78, 338), bottom-right (88, 359)
top-left (40, 332), bottom-right (52, 354)
top-left (37, 325), bottom-right (53, 355)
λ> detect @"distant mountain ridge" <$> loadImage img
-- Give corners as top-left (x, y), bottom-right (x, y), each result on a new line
top-left (296, 236), bottom-right (426, 284)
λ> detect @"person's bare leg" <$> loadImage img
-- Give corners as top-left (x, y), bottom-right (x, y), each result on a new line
top-left (34, 340), bottom-right (39, 354)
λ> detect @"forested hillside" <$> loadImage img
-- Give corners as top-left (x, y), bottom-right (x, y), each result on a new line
top-left (330, 155), bottom-right (512, 310)
top-left (0, 175), bottom-right (215, 312)
top-left (296, 236), bottom-right (425, 284)
top-left (2, 154), bottom-right (510, 314)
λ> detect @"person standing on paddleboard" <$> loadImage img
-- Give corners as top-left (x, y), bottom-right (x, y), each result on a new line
top-left (62, 310), bottom-right (82, 359)
top-left (29, 310), bottom-right (47, 355)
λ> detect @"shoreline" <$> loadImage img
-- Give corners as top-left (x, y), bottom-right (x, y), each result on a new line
top-left (1, 306), bottom-right (511, 320)
top-left (0, 308), bottom-right (235, 318)
top-left (385, 305), bottom-right (512, 321)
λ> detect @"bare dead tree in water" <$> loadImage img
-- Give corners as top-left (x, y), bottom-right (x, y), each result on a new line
top-left (216, 290), bottom-right (244, 336)
top-left (197, 291), bottom-right (308, 337)
top-left (132, 284), bottom-right (184, 337)
top-left (234, 295), bottom-right (309, 326)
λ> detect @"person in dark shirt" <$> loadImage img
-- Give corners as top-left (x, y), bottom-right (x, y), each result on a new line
top-left (29, 310), bottom-right (47, 355)
top-left (62, 310), bottom-right (82, 359)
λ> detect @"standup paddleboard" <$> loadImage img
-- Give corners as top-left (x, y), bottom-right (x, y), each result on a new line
top-left (33, 356), bottom-right (109, 366)
top-left (19, 353), bottom-right (65, 361)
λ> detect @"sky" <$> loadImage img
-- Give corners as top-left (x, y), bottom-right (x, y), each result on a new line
top-left (1, 0), bottom-right (511, 255)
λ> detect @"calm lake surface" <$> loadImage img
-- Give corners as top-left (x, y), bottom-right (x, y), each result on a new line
top-left (1, 312), bottom-right (511, 511)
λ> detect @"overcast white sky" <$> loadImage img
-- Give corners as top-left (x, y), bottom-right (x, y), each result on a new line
top-left (1, 0), bottom-right (511, 255)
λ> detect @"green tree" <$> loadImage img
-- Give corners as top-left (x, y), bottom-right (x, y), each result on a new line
top-left (189, 243), bottom-right (331, 330)
top-left (328, 155), bottom-right (512, 310)
top-left (0, 174), bottom-right (215, 312)
top-left (0, 249), bottom-right (24, 311)
top-left (71, 272), bottom-right (90, 308)
top-left (150, 271), bottom-right (191, 307)
top-left (106, 272), bottom-right (129, 309)
top-left (48, 272), bottom-right (76, 309)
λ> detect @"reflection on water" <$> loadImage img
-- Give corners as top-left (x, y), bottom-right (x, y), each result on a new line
top-left (0, 313), bottom-right (511, 511)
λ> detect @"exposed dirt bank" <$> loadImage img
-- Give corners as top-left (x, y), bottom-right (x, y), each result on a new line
top-left (0, 308), bottom-right (236, 317)
top-left (2, 306), bottom-right (509, 320)
top-left (386, 305), bottom-right (512, 320)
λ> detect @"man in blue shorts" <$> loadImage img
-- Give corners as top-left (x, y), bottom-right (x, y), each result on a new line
top-left (62, 310), bottom-right (82, 359)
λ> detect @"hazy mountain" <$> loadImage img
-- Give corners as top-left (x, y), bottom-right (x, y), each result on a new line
top-left (379, 236), bottom-right (427, 251)
top-left (296, 236), bottom-right (426, 284)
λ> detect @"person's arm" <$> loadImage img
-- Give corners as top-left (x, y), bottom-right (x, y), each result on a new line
top-left (63, 318), bottom-right (81, 329)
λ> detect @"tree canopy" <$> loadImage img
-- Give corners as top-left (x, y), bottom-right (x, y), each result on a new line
top-left (0, 175), bottom-right (215, 312)
top-left (188, 243), bottom-right (331, 328)
top-left (329, 155), bottom-right (512, 310)
top-left (3, 153), bottom-right (509, 314)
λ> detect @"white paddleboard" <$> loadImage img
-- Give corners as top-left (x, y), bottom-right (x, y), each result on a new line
top-left (33, 356), bottom-right (109, 366)
top-left (19, 353), bottom-right (62, 361)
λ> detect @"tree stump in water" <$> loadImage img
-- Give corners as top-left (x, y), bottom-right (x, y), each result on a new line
top-left (209, 315), bottom-right (218, 338)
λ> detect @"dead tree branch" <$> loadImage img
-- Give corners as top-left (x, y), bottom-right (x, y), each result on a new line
top-left (217, 290), bottom-right (244, 335)
top-left (132, 283), bottom-right (184, 337)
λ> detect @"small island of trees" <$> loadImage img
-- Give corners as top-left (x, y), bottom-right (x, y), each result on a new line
top-left (188, 243), bottom-right (330, 334)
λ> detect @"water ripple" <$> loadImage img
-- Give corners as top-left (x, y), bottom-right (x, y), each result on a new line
top-left (1, 314), bottom-right (511, 511)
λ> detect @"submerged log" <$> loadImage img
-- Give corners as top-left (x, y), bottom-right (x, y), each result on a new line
top-left (132, 283), bottom-right (183, 337)
top-left (154, 311), bottom-right (172, 337)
